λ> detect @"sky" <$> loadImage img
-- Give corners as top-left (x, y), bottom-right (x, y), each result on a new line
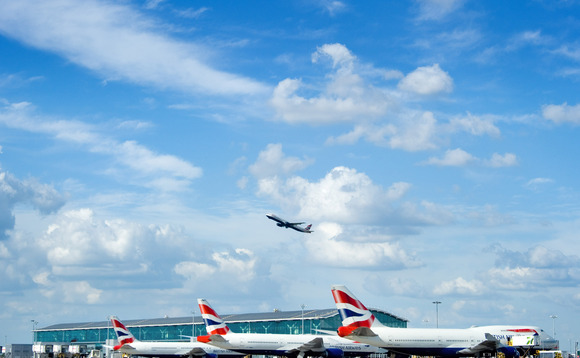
top-left (1, 0), bottom-right (579, 350)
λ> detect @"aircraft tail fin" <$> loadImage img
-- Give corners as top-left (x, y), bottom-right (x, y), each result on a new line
top-left (197, 298), bottom-right (231, 335)
top-left (331, 285), bottom-right (385, 336)
top-left (110, 316), bottom-right (136, 350)
top-left (305, 224), bottom-right (312, 231)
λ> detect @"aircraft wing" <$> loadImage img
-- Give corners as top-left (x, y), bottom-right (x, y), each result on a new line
top-left (196, 334), bottom-right (228, 344)
top-left (118, 344), bottom-right (136, 350)
top-left (458, 333), bottom-right (501, 355)
top-left (285, 337), bottom-right (326, 356)
top-left (186, 347), bottom-right (211, 357)
top-left (288, 222), bottom-right (305, 225)
top-left (340, 326), bottom-right (379, 337)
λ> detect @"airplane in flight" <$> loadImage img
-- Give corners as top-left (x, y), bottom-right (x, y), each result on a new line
top-left (109, 316), bottom-right (244, 358)
top-left (196, 298), bottom-right (386, 358)
top-left (266, 213), bottom-right (313, 233)
top-left (331, 285), bottom-right (557, 358)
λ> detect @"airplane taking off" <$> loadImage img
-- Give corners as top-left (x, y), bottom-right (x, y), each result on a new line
top-left (331, 285), bottom-right (557, 358)
top-left (109, 316), bottom-right (243, 358)
top-left (196, 298), bottom-right (386, 358)
top-left (266, 213), bottom-right (313, 233)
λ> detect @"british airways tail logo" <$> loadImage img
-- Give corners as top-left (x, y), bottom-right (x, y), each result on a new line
top-left (332, 286), bottom-right (375, 328)
top-left (111, 317), bottom-right (135, 349)
top-left (198, 300), bottom-right (230, 335)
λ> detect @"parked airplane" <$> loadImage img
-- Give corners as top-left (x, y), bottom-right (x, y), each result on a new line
top-left (331, 285), bottom-right (556, 358)
top-left (196, 298), bottom-right (386, 358)
top-left (110, 316), bottom-right (244, 358)
top-left (266, 213), bottom-right (313, 233)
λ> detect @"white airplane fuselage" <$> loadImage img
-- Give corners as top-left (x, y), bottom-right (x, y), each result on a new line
top-left (200, 332), bottom-right (386, 357)
top-left (266, 213), bottom-right (313, 233)
top-left (346, 325), bottom-right (553, 357)
top-left (115, 341), bottom-right (243, 358)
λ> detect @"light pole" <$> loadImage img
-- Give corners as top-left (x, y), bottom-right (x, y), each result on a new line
top-left (30, 320), bottom-right (38, 344)
top-left (549, 315), bottom-right (558, 337)
top-left (301, 304), bottom-right (306, 334)
top-left (192, 310), bottom-right (195, 340)
top-left (432, 301), bottom-right (441, 328)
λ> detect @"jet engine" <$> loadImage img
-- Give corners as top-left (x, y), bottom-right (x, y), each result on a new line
top-left (498, 346), bottom-right (520, 358)
top-left (323, 348), bottom-right (344, 358)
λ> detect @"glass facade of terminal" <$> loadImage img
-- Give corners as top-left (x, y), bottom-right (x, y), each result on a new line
top-left (35, 310), bottom-right (406, 345)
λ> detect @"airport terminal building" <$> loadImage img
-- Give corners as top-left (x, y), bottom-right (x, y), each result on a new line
top-left (33, 308), bottom-right (407, 354)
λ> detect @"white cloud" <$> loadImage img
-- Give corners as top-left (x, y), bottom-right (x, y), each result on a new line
top-left (249, 143), bottom-right (314, 178)
top-left (0, 101), bottom-right (202, 191)
top-left (317, 0), bottom-right (347, 16)
top-left (174, 248), bottom-right (261, 293)
top-left (398, 64), bottom-right (453, 95)
top-left (426, 148), bottom-right (475, 166)
top-left (312, 43), bottom-right (355, 69)
top-left (175, 7), bottom-right (210, 19)
top-left (256, 165), bottom-right (452, 228)
top-left (326, 123), bottom-right (397, 146)
top-left (542, 102), bottom-right (580, 125)
top-left (326, 110), bottom-right (440, 151)
top-left (468, 204), bottom-right (515, 227)
top-left (433, 277), bottom-right (486, 296)
top-left (0, 0), bottom-right (267, 96)
top-left (39, 279), bottom-right (103, 304)
top-left (257, 166), bottom-right (397, 223)
top-left (506, 30), bottom-right (550, 51)
top-left (39, 209), bottom-right (151, 266)
top-left (270, 43), bottom-right (393, 124)
top-left (486, 245), bottom-right (580, 290)
top-left (0, 171), bottom-right (65, 239)
top-left (389, 111), bottom-right (439, 151)
top-left (415, 0), bottom-right (465, 21)
top-left (484, 152), bottom-right (517, 167)
top-left (303, 223), bottom-right (421, 269)
top-left (448, 112), bottom-right (500, 137)
top-left (425, 150), bottom-right (517, 168)
top-left (525, 177), bottom-right (554, 191)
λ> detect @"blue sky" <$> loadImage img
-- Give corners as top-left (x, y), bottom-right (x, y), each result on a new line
top-left (1, 0), bottom-right (579, 348)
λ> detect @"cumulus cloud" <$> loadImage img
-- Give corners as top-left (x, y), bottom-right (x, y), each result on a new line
top-left (486, 244), bottom-right (580, 290)
top-left (303, 223), bottom-right (421, 269)
top-left (270, 43), bottom-right (393, 124)
top-left (174, 248), bottom-right (277, 297)
top-left (484, 152), bottom-right (517, 167)
top-left (433, 277), bottom-right (486, 296)
top-left (426, 148), bottom-right (475, 166)
top-left (448, 112), bottom-right (500, 137)
top-left (175, 248), bottom-right (256, 283)
top-left (35, 274), bottom-right (103, 304)
top-left (389, 111), bottom-right (440, 151)
top-left (0, 101), bottom-right (201, 191)
top-left (398, 64), bottom-right (453, 95)
top-left (425, 150), bottom-right (517, 168)
top-left (255, 165), bottom-right (452, 229)
top-left (0, 0), bottom-right (267, 96)
top-left (0, 171), bottom-right (65, 240)
top-left (40, 209), bottom-right (149, 266)
top-left (249, 143), bottom-right (314, 178)
top-left (542, 102), bottom-right (580, 125)
top-left (257, 166), bottom-right (402, 223)
top-left (326, 111), bottom-right (440, 151)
